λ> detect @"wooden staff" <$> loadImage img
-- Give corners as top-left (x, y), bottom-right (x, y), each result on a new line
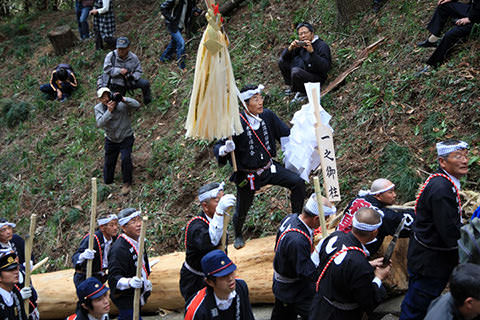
top-left (228, 136), bottom-right (238, 172)
top-left (31, 257), bottom-right (48, 273)
top-left (218, 209), bottom-right (232, 251)
top-left (133, 216), bottom-right (148, 320)
top-left (313, 177), bottom-right (328, 238)
top-left (86, 178), bottom-right (97, 279)
top-left (24, 213), bottom-right (37, 312)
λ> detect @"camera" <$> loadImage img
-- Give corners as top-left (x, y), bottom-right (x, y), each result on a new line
top-left (297, 41), bottom-right (307, 47)
top-left (108, 92), bottom-right (123, 103)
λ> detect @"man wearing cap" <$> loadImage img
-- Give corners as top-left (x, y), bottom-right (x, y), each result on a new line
top-left (180, 182), bottom-right (236, 302)
top-left (67, 277), bottom-right (110, 320)
top-left (108, 208), bottom-right (151, 320)
top-left (309, 207), bottom-right (391, 320)
top-left (0, 250), bottom-right (32, 320)
top-left (337, 178), bottom-right (415, 255)
top-left (271, 193), bottom-right (329, 320)
top-left (185, 249), bottom-right (254, 320)
top-left (103, 37), bottom-right (152, 105)
top-left (214, 84), bottom-right (306, 249)
top-left (94, 87), bottom-right (140, 196)
top-left (278, 22), bottom-right (331, 103)
top-left (72, 212), bottom-right (119, 288)
top-left (400, 139), bottom-right (469, 320)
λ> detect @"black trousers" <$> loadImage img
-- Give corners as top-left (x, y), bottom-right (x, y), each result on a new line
top-left (179, 264), bottom-right (205, 302)
top-left (103, 135), bottom-right (134, 185)
top-left (110, 79), bottom-right (152, 103)
top-left (278, 58), bottom-right (324, 94)
top-left (233, 162), bottom-right (305, 237)
top-left (426, 2), bottom-right (473, 66)
top-left (271, 297), bottom-right (311, 320)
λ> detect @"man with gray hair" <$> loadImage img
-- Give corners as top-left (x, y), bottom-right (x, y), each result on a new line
top-left (400, 139), bottom-right (469, 320)
top-left (309, 207), bottom-right (391, 320)
top-left (180, 182), bottom-right (236, 302)
top-left (271, 193), bottom-right (330, 320)
top-left (338, 178), bottom-right (414, 255)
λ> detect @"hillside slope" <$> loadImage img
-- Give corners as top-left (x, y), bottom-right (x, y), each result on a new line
top-left (0, 0), bottom-right (479, 271)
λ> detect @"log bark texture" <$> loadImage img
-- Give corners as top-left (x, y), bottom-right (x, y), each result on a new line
top-left (33, 235), bottom-right (408, 319)
top-left (47, 25), bottom-right (78, 55)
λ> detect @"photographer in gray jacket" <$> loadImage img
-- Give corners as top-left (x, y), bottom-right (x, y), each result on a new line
top-left (103, 37), bottom-right (152, 105)
top-left (94, 87), bottom-right (140, 196)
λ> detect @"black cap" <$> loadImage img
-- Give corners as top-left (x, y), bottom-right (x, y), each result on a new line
top-left (0, 250), bottom-right (19, 271)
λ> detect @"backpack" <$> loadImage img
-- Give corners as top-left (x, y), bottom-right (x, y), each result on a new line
top-left (96, 51), bottom-right (116, 90)
top-left (458, 217), bottom-right (480, 264)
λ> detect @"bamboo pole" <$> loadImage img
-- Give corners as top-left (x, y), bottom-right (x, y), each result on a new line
top-left (86, 178), bottom-right (97, 279)
top-left (228, 137), bottom-right (238, 172)
top-left (24, 213), bottom-right (37, 312)
top-left (133, 216), bottom-right (148, 320)
top-left (218, 210), bottom-right (231, 251)
top-left (313, 177), bottom-right (328, 238)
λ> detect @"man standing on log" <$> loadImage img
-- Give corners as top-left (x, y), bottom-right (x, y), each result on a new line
top-left (416, 0), bottom-right (480, 72)
top-left (0, 250), bottom-right (32, 320)
top-left (278, 22), bottom-right (331, 103)
top-left (400, 140), bottom-right (469, 320)
top-left (337, 178), bottom-right (414, 255)
top-left (309, 207), bottom-right (391, 320)
top-left (271, 193), bottom-right (322, 320)
top-left (214, 84), bottom-right (306, 249)
top-left (108, 208), bottom-right (151, 320)
top-left (103, 37), bottom-right (152, 105)
top-left (72, 213), bottom-right (119, 288)
top-left (94, 87), bottom-right (140, 196)
top-left (180, 182), bottom-right (236, 302)
top-left (184, 250), bottom-right (255, 320)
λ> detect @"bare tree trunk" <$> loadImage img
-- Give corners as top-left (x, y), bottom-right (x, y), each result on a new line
top-left (48, 25), bottom-right (78, 55)
top-left (335, 0), bottom-right (371, 25)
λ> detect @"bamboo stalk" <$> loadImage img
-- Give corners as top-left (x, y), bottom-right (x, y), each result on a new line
top-left (86, 178), bottom-right (97, 279)
top-left (133, 216), bottom-right (148, 320)
top-left (24, 213), bottom-right (37, 312)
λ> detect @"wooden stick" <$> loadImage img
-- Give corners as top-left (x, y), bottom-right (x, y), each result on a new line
top-left (218, 209), bottom-right (232, 251)
top-left (24, 213), bottom-right (37, 312)
top-left (86, 178), bottom-right (97, 279)
top-left (228, 136), bottom-right (238, 172)
top-left (133, 216), bottom-right (148, 320)
top-left (313, 177), bottom-right (328, 238)
top-left (31, 257), bottom-right (49, 273)
top-left (311, 88), bottom-right (330, 196)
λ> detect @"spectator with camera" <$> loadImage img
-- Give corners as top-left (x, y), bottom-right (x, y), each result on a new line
top-left (94, 87), bottom-right (140, 196)
top-left (102, 37), bottom-right (152, 105)
top-left (278, 22), bottom-right (331, 103)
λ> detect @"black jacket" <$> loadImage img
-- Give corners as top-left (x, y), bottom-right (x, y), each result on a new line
top-left (72, 230), bottom-right (117, 275)
top-left (468, 0), bottom-right (480, 23)
top-left (160, 0), bottom-right (197, 33)
top-left (407, 170), bottom-right (462, 279)
top-left (108, 234), bottom-right (151, 309)
top-left (280, 37), bottom-right (331, 84)
top-left (0, 286), bottom-right (28, 320)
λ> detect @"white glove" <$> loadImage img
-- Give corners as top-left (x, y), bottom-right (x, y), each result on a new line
top-left (216, 194), bottom-right (236, 215)
top-left (144, 279), bottom-right (152, 291)
top-left (218, 140), bottom-right (235, 156)
top-left (23, 260), bottom-right (34, 271)
top-left (30, 308), bottom-right (40, 320)
top-left (78, 249), bottom-right (96, 263)
top-left (20, 287), bottom-right (32, 300)
top-left (128, 276), bottom-right (143, 289)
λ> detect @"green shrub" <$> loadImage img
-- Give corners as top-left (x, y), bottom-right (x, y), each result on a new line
top-left (1, 99), bottom-right (31, 128)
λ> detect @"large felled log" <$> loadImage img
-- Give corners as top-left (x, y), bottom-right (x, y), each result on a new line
top-left (33, 235), bottom-right (408, 319)
top-left (47, 25), bottom-right (78, 55)
top-left (378, 236), bottom-right (409, 292)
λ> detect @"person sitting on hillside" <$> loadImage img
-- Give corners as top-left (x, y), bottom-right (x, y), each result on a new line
top-left (102, 37), bottom-right (152, 105)
top-left (39, 64), bottom-right (77, 102)
top-left (72, 213), bottom-right (119, 288)
top-left (337, 178), bottom-right (414, 255)
top-left (416, 0), bottom-right (480, 71)
top-left (159, 0), bottom-right (200, 70)
top-left (424, 263), bottom-right (480, 320)
top-left (278, 22), bottom-right (331, 103)
top-left (66, 277), bottom-right (111, 320)
top-left (90, 0), bottom-right (116, 50)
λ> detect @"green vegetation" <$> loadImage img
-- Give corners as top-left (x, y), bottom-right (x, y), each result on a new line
top-left (0, 0), bottom-right (478, 269)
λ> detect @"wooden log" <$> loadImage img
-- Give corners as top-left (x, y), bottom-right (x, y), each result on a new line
top-left (32, 235), bottom-right (409, 318)
top-left (47, 25), bottom-right (78, 55)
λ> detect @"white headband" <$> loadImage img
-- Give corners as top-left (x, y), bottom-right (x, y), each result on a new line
top-left (436, 141), bottom-right (468, 157)
top-left (239, 84), bottom-right (264, 101)
top-left (97, 214), bottom-right (118, 226)
top-left (352, 215), bottom-right (382, 231)
top-left (198, 182), bottom-right (225, 202)
top-left (304, 194), bottom-right (336, 216)
top-left (119, 211), bottom-right (141, 226)
top-left (0, 222), bottom-right (15, 229)
top-left (358, 184), bottom-right (395, 197)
